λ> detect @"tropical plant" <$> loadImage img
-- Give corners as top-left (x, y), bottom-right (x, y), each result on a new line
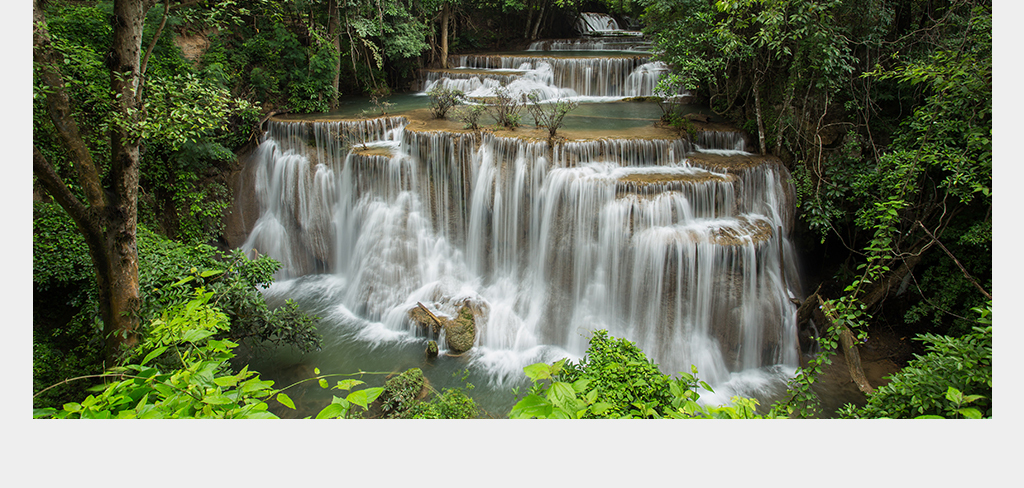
top-left (838, 303), bottom-right (992, 419)
top-left (427, 85), bottom-right (465, 119)
top-left (509, 330), bottom-right (767, 419)
top-left (33, 287), bottom-right (378, 419)
top-left (524, 93), bottom-right (578, 139)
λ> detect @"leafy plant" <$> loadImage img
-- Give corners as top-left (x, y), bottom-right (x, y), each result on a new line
top-left (510, 330), bottom-right (767, 419)
top-left (452, 103), bottom-right (487, 131)
top-left (34, 287), bottom-right (378, 420)
top-left (487, 84), bottom-right (524, 129)
top-left (523, 94), bottom-right (578, 139)
top-left (426, 85), bottom-right (465, 119)
top-left (838, 303), bottom-right (992, 419)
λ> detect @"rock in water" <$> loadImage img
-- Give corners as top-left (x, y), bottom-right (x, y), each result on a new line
top-left (426, 340), bottom-right (439, 358)
top-left (444, 305), bottom-right (476, 353)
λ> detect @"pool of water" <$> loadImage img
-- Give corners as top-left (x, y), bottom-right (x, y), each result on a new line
top-left (240, 275), bottom-right (572, 418)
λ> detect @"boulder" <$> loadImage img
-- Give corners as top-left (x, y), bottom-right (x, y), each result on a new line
top-left (426, 340), bottom-right (439, 358)
top-left (444, 305), bottom-right (476, 354)
top-left (408, 302), bottom-right (444, 335)
top-left (378, 367), bottom-right (429, 417)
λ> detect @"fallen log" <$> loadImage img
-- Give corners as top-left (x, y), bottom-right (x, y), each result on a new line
top-left (816, 295), bottom-right (874, 395)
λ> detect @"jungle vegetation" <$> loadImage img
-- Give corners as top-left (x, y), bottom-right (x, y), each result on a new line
top-left (32, 0), bottom-right (992, 420)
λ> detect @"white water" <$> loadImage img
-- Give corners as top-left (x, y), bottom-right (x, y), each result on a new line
top-left (575, 12), bottom-right (643, 37)
top-left (239, 34), bottom-right (798, 411)
top-left (240, 119), bottom-right (801, 401)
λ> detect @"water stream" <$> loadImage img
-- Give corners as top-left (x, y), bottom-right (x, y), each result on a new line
top-left (236, 23), bottom-right (802, 417)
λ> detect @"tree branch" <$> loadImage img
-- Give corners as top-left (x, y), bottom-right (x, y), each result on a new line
top-left (915, 220), bottom-right (992, 300)
top-left (33, 0), bottom-right (105, 208)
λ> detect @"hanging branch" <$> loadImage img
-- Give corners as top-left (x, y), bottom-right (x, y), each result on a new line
top-left (915, 221), bottom-right (992, 300)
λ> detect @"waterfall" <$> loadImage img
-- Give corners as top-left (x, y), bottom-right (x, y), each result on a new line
top-left (240, 119), bottom-right (800, 395)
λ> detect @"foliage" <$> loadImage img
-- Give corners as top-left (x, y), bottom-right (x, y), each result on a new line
top-left (33, 204), bottom-right (321, 409)
top-left (33, 290), bottom-right (377, 419)
top-left (838, 303), bottom-right (992, 419)
top-left (427, 85), bottom-right (465, 119)
top-left (487, 84), bottom-right (525, 129)
top-left (523, 94), bottom-right (578, 139)
top-left (378, 367), bottom-right (426, 417)
top-left (452, 103), bottom-right (488, 130)
top-left (510, 330), bottom-right (767, 419)
top-left (400, 387), bottom-right (479, 419)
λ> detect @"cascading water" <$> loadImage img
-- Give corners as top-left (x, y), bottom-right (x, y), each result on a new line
top-left (237, 23), bottom-right (800, 413)
top-left (240, 117), bottom-right (801, 407)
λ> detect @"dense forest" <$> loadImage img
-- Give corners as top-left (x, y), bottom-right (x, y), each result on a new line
top-left (30, 0), bottom-right (993, 425)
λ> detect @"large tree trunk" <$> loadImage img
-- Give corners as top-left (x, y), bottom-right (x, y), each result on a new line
top-left (33, 0), bottom-right (152, 365)
top-left (440, 3), bottom-right (451, 69)
top-left (328, 0), bottom-right (342, 110)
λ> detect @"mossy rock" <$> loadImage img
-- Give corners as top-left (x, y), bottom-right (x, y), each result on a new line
top-left (378, 367), bottom-right (428, 417)
top-left (426, 340), bottom-right (439, 358)
top-left (444, 305), bottom-right (476, 354)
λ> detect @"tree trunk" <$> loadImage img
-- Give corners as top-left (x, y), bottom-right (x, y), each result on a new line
top-left (753, 79), bottom-right (767, 155)
top-left (328, 0), bottom-right (342, 110)
top-left (440, 3), bottom-right (450, 69)
top-left (816, 297), bottom-right (874, 395)
top-left (530, 1), bottom-right (546, 40)
top-left (33, 0), bottom-right (152, 365)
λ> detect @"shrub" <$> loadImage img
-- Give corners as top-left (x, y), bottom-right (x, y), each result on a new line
top-left (838, 303), bottom-right (992, 419)
top-left (510, 330), bottom-right (765, 419)
top-left (487, 85), bottom-right (524, 129)
top-left (452, 103), bottom-right (487, 130)
top-left (400, 388), bottom-right (479, 419)
top-left (426, 85), bottom-right (465, 119)
top-left (524, 94), bottom-right (579, 139)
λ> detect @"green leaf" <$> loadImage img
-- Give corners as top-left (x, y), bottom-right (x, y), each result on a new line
top-left (276, 392), bottom-right (296, 409)
top-left (958, 408), bottom-right (983, 419)
top-left (214, 375), bottom-right (239, 387)
top-left (203, 393), bottom-right (234, 405)
top-left (141, 346), bottom-right (169, 366)
top-left (548, 381), bottom-right (577, 411)
top-left (335, 379), bottom-right (364, 391)
top-left (346, 387), bottom-right (384, 410)
top-left (316, 403), bottom-right (346, 419)
top-left (509, 394), bottom-right (552, 419)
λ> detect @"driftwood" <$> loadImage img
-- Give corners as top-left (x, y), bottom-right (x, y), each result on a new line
top-left (416, 302), bottom-right (445, 334)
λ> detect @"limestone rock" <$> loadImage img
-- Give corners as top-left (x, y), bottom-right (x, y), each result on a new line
top-left (426, 340), bottom-right (439, 358)
top-left (444, 305), bottom-right (477, 354)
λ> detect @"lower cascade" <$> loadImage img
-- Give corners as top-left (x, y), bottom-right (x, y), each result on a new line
top-left (237, 115), bottom-right (802, 405)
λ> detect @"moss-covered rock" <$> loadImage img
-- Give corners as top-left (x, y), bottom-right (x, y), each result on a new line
top-left (378, 367), bottom-right (427, 417)
top-left (426, 340), bottom-right (439, 358)
top-left (444, 305), bottom-right (476, 354)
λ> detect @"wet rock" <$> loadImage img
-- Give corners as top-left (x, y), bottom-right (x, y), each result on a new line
top-left (409, 303), bottom-right (444, 335)
top-left (444, 305), bottom-right (477, 354)
top-left (377, 368), bottom-right (428, 418)
top-left (426, 340), bottom-right (439, 358)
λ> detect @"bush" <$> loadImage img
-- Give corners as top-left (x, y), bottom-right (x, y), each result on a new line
top-left (426, 85), bottom-right (465, 119)
top-left (524, 94), bottom-right (578, 138)
top-left (838, 303), bottom-right (992, 419)
top-left (510, 330), bottom-right (765, 419)
top-left (400, 388), bottom-right (479, 419)
top-left (487, 85), bottom-right (524, 129)
top-left (452, 103), bottom-right (487, 130)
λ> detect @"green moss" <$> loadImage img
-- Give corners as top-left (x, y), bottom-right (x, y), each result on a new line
top-left (379, 368), bottom-right (425, 416)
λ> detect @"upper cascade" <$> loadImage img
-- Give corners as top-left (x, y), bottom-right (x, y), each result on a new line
top-left (421, 13), bottom-right (671, 102)
top-left (575, 12), bottom-right (643, 37)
